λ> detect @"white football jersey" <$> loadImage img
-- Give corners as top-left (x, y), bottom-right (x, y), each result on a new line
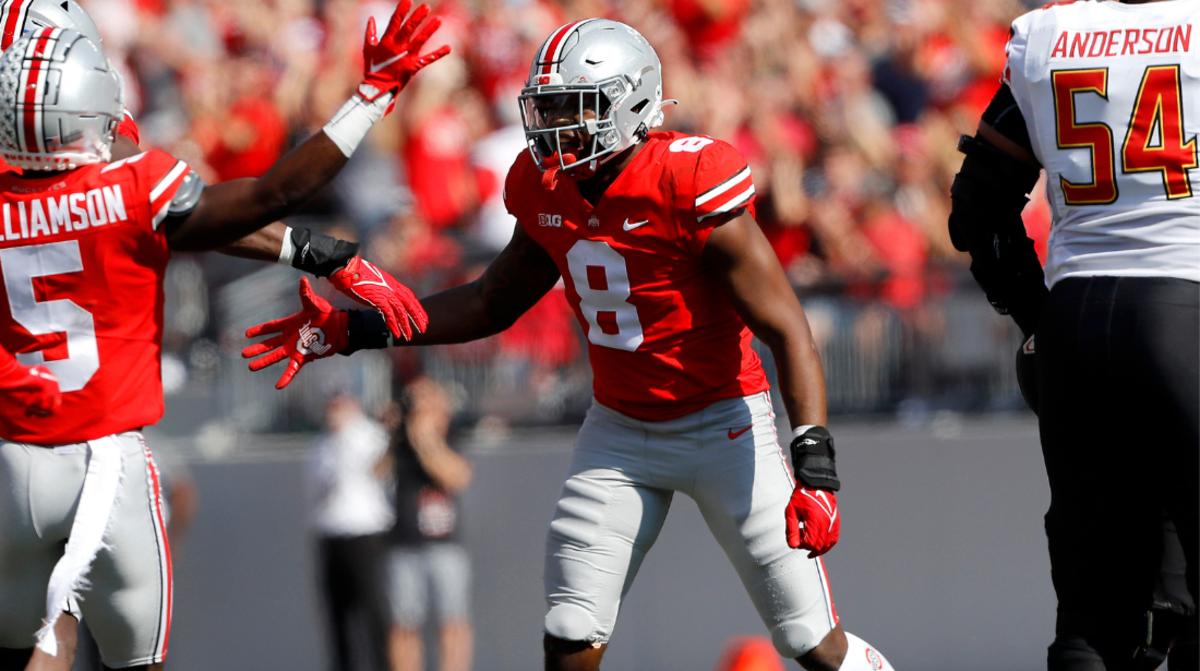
top-left (1005, 0), bottom-right (1200, 286)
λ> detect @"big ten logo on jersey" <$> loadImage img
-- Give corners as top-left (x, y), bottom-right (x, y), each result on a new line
top-left (0, 185), bottom-right (129, 243)
top-left (669, 136), bottom-right (715, 153)
top-left (539, 213), bottom-right (563, 228)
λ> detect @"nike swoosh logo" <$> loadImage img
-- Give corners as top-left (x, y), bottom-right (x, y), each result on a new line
top-left (727, 425), bottom-right (752, 440)
top-left (623, 218), bottom-right (650, 231)
top-left (369, 51), bottom-right (409, 73)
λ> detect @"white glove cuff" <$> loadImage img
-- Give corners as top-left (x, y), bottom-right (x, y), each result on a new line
top-left (277, 225), bottom-right (296, 265)
top-left (792, 425), bottom-right (818, 440)
top-left (322, 92), bottom-right (394, 158)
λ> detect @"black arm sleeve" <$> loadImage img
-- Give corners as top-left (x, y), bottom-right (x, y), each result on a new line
top-left (981, 83), bottom-right (1034, 155)
top-left (289, 227), bottom-right (359, 277)
top-left (949, 90), bottom-right (1048, 336)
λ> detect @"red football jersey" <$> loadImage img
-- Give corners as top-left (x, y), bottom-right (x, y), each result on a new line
top-left (0, 149), bottom-right (191, 444)
top-left (504, 131), bottom-right (768, 421)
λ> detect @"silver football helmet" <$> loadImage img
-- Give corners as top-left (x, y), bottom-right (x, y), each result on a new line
top-left (0, 0), bottom-right (102, 50)
top-left (0, 28), bottom-right (122, 170)
top-left (519, 19), bottom-right (667, 173)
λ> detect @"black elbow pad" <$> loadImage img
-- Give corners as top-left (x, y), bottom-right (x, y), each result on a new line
top-left (948, 134), bottom-right (1047, 335)
top-left (948, 134), bottom-right (1040, 252)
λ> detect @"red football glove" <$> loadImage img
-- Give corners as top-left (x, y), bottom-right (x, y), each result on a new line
top-left (242, 278), bottom-right (349, 389)
top-left (357, 0), bottom-right (451, 103)
top-left (328, 256), bottom-right (428, 341)
top-left (785, 487), bottom-right (841, 558)
top-left (0, 347), bottom-right (62, 417)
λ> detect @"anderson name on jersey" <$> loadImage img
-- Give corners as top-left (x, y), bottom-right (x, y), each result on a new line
top-left (1003, 1), bottom-right (1199, 286)
top-left (504, 131), bottom-right (769, 421)
top-left (0, 149), bottom-right (193, 444)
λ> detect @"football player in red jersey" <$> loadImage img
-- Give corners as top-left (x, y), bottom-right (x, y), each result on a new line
top-left (248, 19), bottom-right (895, 671)
top-left (0, 0), bottom-right (430, 344)
top-left (0, 3), bottom-right (449, 669)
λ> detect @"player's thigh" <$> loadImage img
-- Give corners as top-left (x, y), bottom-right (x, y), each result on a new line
top-left (688, 393), bottom-right (836, 658)
top-left (81, 437), bottom-right (171, 669)
top-left (1037, 279), bottom-right (1161, 610)
top-left (389, 547), bottom-right (429, 628)
top-left (1125, 279), bottom-right (1199, 595)
top-left (425, 543), bottom-right (471, 623)
top-left (543, 410), bottom-right (673, 644)
top-left (0, 443), bottom-right (84, 650)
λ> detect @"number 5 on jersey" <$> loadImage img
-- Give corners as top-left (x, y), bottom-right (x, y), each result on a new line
top-left (0, 241), bottom-right (98, 392)
top-left (566, 240), bottom-right (644, 352)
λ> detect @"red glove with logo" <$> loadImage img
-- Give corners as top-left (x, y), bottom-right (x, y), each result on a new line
top-left (785, 425), bottom-right (842, 558)
top-left (242, 278), bottom-right (349, 389)
top-left (357, 0), bottom-right (451, 104)
top-left (0, 348), bottom-right (61, 416)
top-left (329, 256), bottom-right (428, 341)
top-left (785, 487), bottom-right (840, 558)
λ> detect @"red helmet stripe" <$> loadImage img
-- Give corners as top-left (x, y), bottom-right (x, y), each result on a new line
top-left (538, 20), bottom-right (585, 75)
top-left (1, 0), bottom-right (30, 51)
top-left (22, 28), bottom-right (57, 154)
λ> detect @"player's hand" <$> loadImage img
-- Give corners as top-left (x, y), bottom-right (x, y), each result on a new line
top-left (11, 365), bottom-right (62, 417)
top-left (328, 256), bottom-right (428, 341)
top-left (242, 277), bottom-right (349, 389)
top-left (785, 487), bottom-right (840, 558)
top-left (358, 0), bottom-right (451, 103)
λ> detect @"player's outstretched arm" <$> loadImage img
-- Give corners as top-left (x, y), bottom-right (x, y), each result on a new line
top-left (703, 215), bottom-right (840, 557)
top-left (0, 345), bottom-right (61, 416)
top-left (391, 225), bottom-right (562, 346)
top-left (242, 225), bottom-right (560, 387)
top-left (161, 0), bottom-right (448, 254)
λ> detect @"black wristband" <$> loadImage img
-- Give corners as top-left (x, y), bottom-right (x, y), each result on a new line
top-left (790, 426), bottom-right (841, 491)
top-left (289, 227), bottom-right (359, 277)
top-left (342, 309), bottom-right (392, 355)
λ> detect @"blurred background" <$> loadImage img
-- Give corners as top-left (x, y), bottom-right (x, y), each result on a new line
top-left (77, 0), bottom-right (1061, 668)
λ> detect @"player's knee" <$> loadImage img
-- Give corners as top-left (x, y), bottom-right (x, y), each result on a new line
top-left (768, 620), bottom-right (825, 660)
top-left (544, 604), bottom-right (602, 646)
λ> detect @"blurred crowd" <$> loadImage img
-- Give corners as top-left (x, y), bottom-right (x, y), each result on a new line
top-left (87, 0), bottom-right (1047, 416)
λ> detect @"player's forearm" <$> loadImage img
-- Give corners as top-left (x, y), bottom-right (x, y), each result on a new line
top-left (218, 224), bottom-right (288, 261)
top-left (218, 223), bottom-right (360, 279)
top-left (344, 281), bottom-right (510, 351)
top-left (757, 318), bottom-right (828, 428)
top-left (250, 132), bottom-right (350, 225)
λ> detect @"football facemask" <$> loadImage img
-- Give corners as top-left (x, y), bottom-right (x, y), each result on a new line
top-left (519, 78), bottom-right (628, 173)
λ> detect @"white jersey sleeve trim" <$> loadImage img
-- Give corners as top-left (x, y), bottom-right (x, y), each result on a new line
top-left (695, 166), bottom-right (752, 207)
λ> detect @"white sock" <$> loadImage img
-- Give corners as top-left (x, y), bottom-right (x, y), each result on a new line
top-left (838, 632), bottom-right (895, 670)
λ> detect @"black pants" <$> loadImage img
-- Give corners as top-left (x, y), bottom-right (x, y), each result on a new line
top-left (1036, 276), bottom-right (1198, 669)
top-left (319, 533), bottom-right (391, 671)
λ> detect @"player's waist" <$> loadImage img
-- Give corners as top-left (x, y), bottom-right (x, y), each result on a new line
top-left (1046, 241), bottom-right (1200, 286)
top-left (0, 429), bottom-right (145, 450)
top-left (590, 390), bottom-right (773, 429)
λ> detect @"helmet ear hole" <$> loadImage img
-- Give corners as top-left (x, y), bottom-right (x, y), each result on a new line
top-left (630, 99), bottom-right (649, 115)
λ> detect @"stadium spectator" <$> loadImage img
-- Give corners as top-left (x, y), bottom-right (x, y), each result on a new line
top-left (310, 393), bottom-right (394, 671)
top-left (385, 377), bottom-right (473, 671)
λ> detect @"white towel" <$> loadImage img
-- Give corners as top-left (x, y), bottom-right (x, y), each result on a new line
top-left (35, 435), bottom-right (124, 656)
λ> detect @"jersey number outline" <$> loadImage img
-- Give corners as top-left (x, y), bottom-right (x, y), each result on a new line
top-left (565, 240), bottom-right (644, 352)
top-left (1052, 65), bottom-right (1197, 205)
top-left (0, 241), bottom-right (98, 392)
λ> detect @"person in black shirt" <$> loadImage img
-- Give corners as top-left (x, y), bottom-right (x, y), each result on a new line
top-left (386, 377), bottom-right (473, 671)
